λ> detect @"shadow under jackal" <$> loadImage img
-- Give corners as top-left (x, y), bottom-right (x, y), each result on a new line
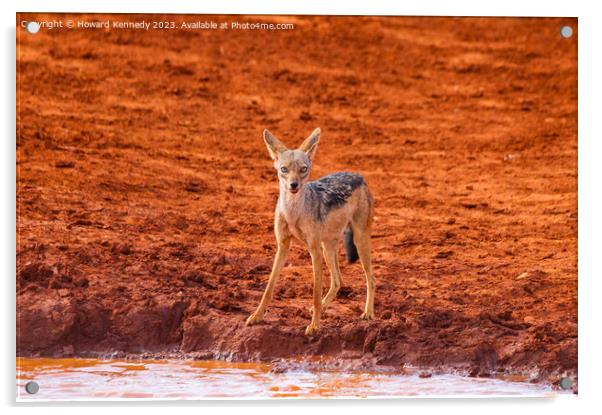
top-left (246, 128), bottom-right (375, 335)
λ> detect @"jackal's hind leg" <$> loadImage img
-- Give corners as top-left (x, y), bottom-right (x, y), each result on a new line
top-left (320, 241), bottom-right (341, 312)
top-left (351, 223), bottom-right (375, 320)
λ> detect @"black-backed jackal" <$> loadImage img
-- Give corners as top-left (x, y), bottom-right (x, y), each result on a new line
top-left (246, 128), bottom-right (375, 335)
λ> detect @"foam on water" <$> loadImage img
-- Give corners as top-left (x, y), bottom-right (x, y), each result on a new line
top-left (17, 358), bottom-right (562, 400)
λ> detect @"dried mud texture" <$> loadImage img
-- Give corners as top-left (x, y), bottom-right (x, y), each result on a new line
top-left (17, 15), bottom-right (577, 386)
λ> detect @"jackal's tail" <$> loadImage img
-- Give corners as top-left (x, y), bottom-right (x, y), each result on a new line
top-left (344, 228), bottom-right (359, 263)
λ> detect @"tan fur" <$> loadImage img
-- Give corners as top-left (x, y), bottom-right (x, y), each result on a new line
top-left (246, 128), bottom-right (375, 335)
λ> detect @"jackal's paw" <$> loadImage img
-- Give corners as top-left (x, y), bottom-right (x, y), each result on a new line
top-left (360, 311), bottom-right (375, 320)
top-left (245, 312), bottom-right (263, 326)
top-left (304, 322), bottom-right (320, 336)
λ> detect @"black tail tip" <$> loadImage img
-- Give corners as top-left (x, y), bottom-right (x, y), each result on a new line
top-left (344, 229), bottom-right (359, 263)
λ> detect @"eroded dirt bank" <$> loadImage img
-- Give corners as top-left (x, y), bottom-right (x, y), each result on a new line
top-left (17, 14), bottom-right (577, 387)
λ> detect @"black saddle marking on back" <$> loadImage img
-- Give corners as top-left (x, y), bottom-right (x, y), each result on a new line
top-left (305, 172), bottom-right (365, 221)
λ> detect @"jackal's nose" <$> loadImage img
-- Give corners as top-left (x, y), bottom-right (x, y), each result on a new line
top-left (290, 182), bottom-right (299, 190)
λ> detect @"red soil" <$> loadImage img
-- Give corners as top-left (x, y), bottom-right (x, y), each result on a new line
top-left (17, 14), bottom-right (577, 387)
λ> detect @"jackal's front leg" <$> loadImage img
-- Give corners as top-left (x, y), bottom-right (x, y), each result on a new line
top-left (305, 246), bottom-right (323, 336)
top-left (246, 239), bottom-right (290, 326)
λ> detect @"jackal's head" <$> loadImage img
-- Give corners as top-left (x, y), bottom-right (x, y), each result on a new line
top-left (263, 128), bottom-right (321, 194)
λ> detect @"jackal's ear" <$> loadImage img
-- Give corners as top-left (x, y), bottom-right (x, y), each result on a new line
top-left (263, 129), bottom-right (288, 160)
top-left (298, 128), bottom-right (321, 160)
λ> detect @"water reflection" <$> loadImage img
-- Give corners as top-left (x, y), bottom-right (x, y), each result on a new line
top-left (17, 358), bottom-right (558, 400)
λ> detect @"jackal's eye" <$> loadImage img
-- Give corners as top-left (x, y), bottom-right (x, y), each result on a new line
top-left (280, 166), bottom-right (288, 174)
top-left (300, 166), bottom-right (308, 173)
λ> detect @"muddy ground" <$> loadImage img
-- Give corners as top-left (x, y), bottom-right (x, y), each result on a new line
top-left (16, 14), bottom-right (577, 388)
